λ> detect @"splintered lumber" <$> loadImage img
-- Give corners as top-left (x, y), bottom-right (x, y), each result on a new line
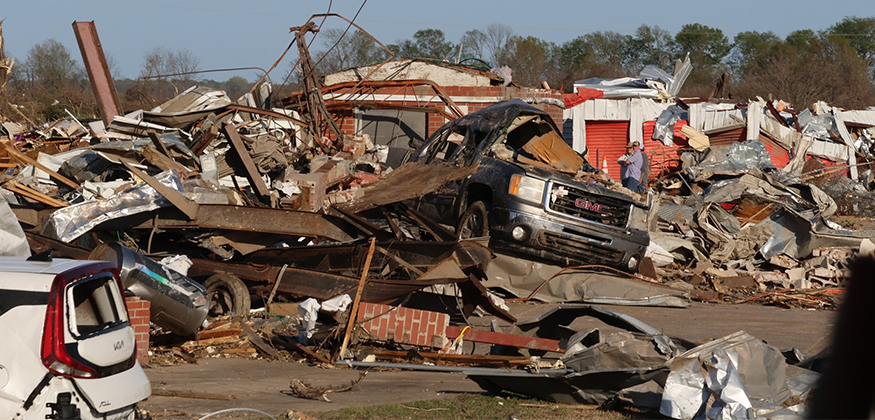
top-left (151, 389), bottom-right (235, 401)
top-left (680, 125), bottom-right (710, 151)
top-left (2, 180), bottom-right (68, 207)
top-left (203, 320), bottom-right (232, 330)
top-left (337, 237), bottom-right (377, 361)
top-left (240, 322), bottom-right (281, 360)
top-left (186, 335), bottom-right (246, 347)
top-left (196, 328), bottom-right (244, 340)
top-left (0, 142), bottom-right (80, 190)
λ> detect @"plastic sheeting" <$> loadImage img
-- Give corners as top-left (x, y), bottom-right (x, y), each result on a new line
top-left (653, 105), bottom-right (687, 146)
top-left (44, 169), bottom-right (183, 242)
top-left (0, 200), bottom-right (29, 257)
top-left (682, 140), bottom-right (776, 179)
top-left (659, 331), bottom-right (788, 420)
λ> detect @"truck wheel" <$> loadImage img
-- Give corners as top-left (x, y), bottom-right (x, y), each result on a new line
top-left (458, 201), bottom-right (489, 239)
top-left (204, 273), bottom-right (251, 317)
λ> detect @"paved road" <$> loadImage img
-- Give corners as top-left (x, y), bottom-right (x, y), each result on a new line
top-left (140, 301), bottom-right (836, 418)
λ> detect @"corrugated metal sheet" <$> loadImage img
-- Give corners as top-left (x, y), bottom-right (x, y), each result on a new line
top-left (708, 128), bottom-right (746, 146)
top-left (759, 134), bottom-right (790, 168)
top-left (838, 110), bottom-right (875, 126)
top-left (643, 121), bottom-right (685, 183)
top-left (582, 98), bottom-right (632, 121)
top-left (585, 121), bottom-right (629, 181)
top-left (702, 108), bottom-right (745, 132)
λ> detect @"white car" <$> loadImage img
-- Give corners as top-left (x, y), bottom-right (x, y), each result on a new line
top-left (0, 256), bottom-right (151, 419)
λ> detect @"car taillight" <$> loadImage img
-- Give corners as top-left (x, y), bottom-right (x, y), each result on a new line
top-left (41, 263), bottom-right (127, 379)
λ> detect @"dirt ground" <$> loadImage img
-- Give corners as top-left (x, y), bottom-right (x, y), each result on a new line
top-left (140, 301), bottom-right (836, 419)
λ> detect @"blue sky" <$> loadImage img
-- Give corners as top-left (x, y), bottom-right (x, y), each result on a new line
top-left (3, 0), bottom-right (874, 81)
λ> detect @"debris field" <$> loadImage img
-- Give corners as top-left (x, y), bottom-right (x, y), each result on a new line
top-left (1, 17), bottom-right (872, 420)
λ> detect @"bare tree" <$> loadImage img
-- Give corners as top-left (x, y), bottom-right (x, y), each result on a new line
top-left (0, 21), bottom-right (13, 89)
top-left (138, 46), bottom-right (201, 101)
top-left (484, 23), bottom-right (515, 65)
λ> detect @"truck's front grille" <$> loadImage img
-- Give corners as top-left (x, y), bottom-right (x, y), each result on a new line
top-left (538, 231), bottom-right (623, 264)
top-left (547, 183), bottom-right (630, 228)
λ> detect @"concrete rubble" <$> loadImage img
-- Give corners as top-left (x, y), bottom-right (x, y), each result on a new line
top-left (0, 18), bottom-right (869, 420)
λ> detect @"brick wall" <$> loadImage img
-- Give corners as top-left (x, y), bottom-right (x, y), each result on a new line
top-left (357, 302), bottom-right (449, 348)
top-left (326, 85), bottom-right (565, 140)
top-left (125, 296), bottom-right (150, 365)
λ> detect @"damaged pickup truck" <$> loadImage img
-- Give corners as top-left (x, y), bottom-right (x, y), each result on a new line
top-left (406, 99), bottom-right (649, 271)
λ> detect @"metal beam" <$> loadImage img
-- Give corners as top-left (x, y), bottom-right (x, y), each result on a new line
top-left (135, 204), bottom-right (358, 242)
top-left (72, 21), bottom-right (121, 126)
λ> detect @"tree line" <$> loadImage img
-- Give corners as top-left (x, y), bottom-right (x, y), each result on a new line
top-left (312, 17), bottom-right (875, 110)
top-left (3, 17), bottom-right (875, 124)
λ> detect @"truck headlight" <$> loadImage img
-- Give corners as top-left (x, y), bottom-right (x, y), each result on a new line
top-left (509, 174), bottom-right (545, 204)
top-left (511, 225), bottom-right (530, 241)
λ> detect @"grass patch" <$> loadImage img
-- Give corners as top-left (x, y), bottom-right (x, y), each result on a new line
top-left (305, 393), bottom-right (653, 420)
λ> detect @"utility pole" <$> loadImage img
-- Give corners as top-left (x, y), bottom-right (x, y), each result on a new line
top-left (290, 22), bottom-right (343, 152)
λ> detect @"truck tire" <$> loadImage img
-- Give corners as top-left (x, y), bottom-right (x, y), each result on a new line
top-left (458, 201), bottom-right (489, 239)
top-left (204, 273), bottom-right (251, 317)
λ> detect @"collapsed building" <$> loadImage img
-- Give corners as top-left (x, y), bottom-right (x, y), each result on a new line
top-left (0, 18), bottom-right (869, 420)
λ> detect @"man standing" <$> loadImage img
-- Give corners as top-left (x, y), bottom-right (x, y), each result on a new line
top-left (618, 141), bottom-right (643, 192)
top-left (638, 142), bottom-right (649, 192)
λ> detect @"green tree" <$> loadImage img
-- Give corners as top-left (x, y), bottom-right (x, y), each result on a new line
top-left (11, 39), bottom-right (92, 121)
top-left (734, 34), bottom-right (875, 109)
top-left (826, 16), bottom-right (875, 70)
top-left (390, 29), bottom-right (455, 60)
top-left (494, 36), bottom-right (554, 87)
top-left (673, 23), bottom-right (731, 67)
top-left (673, 23), bottom-right (731, 96)
top-left (18, 39), bottom-right (85, 92)
top-left (785, 29), bottom-right (818, 49)
top-left (412, 29), bottom-right (455, 60)
top-left (551, 32), bottom-right (630, 92)
top-left (627, 25), bottom-right (674, 71)
top-left (727, 31), bottom-right (780, 76)
top-left (224, 76), bottom-right (250, 101)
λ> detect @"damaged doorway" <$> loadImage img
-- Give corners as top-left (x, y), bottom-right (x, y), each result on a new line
top-left (358, 109), bottom-right (427, 168)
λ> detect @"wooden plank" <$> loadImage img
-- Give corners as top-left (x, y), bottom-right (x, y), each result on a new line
top-left (147, 130), bottom-right (173, 158)
top-left (220, 123), bottom-right (272, 205)
top-left (337, 237), bottom-right (377, 361)
top-left (141, 144), bottom-right (189, 176)
top-left (1, 142), bottom-right (80, 190)
top-left (375, 246), bottom-right (424, 277)
top-left (240, 322), bottom-right (281, 360)
top-left (196, 328), bottom-right (243, 340)
top-left (3, 181), bottom-right (68, 207)
top-left (151, 389), bottom-right (235, 401)
top-left (203, 320), bottom-right (232, 330)
top-left (681, 125), bottom-right (710, 151)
